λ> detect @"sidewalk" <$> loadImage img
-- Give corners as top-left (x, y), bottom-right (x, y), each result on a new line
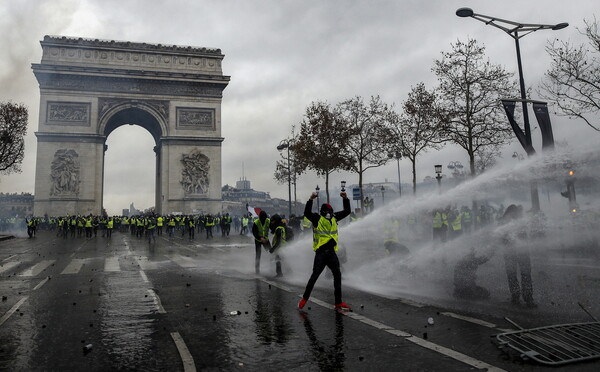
top-left (0, 235), bottom-right (14, 241)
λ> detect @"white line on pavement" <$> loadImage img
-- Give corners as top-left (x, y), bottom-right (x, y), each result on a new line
top-left (2, 255), bottom-right (16, 262)
top-left (104, 257), bottom-right (120, 272)
top-left (33, 277), bottom-right (50, 291)
top-left (18, 260), bottom-right (56, 277)
top-left (0, 261), bottom-right (21, 274)
top-left (258, 277), bottom-right (506, 372)
top-left (440, 311), bottom-right (497, 329)
top-left (61, 259), bottom-right (87, 275)
top-left (0, 297), bottom-right (28, 327)
top-left (147, 289), bottom-right (166, 314)
top-left (170, 332), bottom-right (196, 372)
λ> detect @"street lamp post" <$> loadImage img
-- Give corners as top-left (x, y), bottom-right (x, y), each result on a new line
top-left (276, 141), bottom-right (292, 218)
top-left (435, 165), bottom-right (443, 194)
top-left (315, 185), bottom-right (320, 211)
top-left (388, 152), bottom-right (402, 198)
top-left (456, 7), bottom-right (568, 212)
top-left (381, 185), bottom-right (385, 205)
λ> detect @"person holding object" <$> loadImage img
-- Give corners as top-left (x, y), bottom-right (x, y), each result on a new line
top-left (298, 191), bottom-right (351, 311)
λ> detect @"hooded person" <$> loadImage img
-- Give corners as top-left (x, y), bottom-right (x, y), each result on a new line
top-left (298, 191), bottom-right (352, 311)
top-left (252, 210), bottom-right (271, 274)
top-left (269, 214), bottom-right (286, 277)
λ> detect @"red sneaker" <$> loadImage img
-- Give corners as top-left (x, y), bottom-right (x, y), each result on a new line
top-left (298, 298), bottom-right (307, 309)
top-left (335, 302), bottom-right (351, 311)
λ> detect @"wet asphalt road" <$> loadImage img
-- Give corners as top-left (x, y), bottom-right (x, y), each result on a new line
top-left (1, 230), bottom-right (599, 371)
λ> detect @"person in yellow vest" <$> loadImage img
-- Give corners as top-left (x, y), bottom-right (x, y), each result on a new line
top-left (432, 208), bottom-right (448, 242)
top-left (156, 216), bottom-right (164, 236)
top-left (205, 215), bottom-right (215, 239)
top-left (167, 215), bottom-right (176, 238)
top-left (383, 217), bottom-right (410, 256)
top-left (187, 216), bottom-right (195, 241)
top-left (448, 208), bottom-right (462, 240)
top-left (252, 210), bottom-right (271, 274)
top-left (268, 214), bottom-right (287, 277)
top-left (298, 191), bottom-right (351, 311)
top-left (146, 216), bottom-right (157, 244)
top-left (84, 216), bottom-right (93, 238)
top-left (106, 217), bottom-right (114, 238)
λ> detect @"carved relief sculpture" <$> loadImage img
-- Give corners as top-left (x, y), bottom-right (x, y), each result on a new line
top-left (180, 149), bottom-right (210, 195)
top-left (50, 149), bottom-right (81, 196)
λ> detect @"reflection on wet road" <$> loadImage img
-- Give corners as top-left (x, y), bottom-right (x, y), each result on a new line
top-left (0, 231), bottom-right (599, 371)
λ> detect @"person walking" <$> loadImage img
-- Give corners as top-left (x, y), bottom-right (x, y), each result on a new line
top-left (269, 214), bottom-right (287, 277)
top-left (298, 191), bottom-right (351, 311)
top-left (252, 210), bottom-right (271, 274)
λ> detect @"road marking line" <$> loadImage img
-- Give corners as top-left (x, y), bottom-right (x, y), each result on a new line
top-left (2, 254), bottom-right (16, 262)
top-left (104, 257), bottom-right (120, 272)
top-left (140, 270), bottom-right (149, 283)
top-left (170, 332), bottom-right (196, 372)
top-left (61, 259), bottom-right (87, 274)
top-left (33, 277), bottom-right (49, 290)
top-left (406, 335), bottom-right (506, 371)
top-left (19, 260), bottom-right (56, 277)
top-left (166, 254), bottom-right (197, 268)
top-left (440, 312), bottom-right (497, 329)
top-left (0, 261), bottom-right (21, 274)
top-left (258, 277), bottom-right (505, 372)
top-left (147, 289), bottom-right (166, 314)
top-left (0, 296), bottom-right (28, 327)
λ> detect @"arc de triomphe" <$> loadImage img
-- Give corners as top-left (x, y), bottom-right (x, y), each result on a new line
top-left (32, 36), bottom-right (229, 216)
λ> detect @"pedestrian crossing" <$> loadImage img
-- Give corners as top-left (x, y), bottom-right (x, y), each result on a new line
top-left (0, 254), bottom-right (205, 278)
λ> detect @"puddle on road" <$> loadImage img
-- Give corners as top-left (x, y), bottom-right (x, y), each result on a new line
top-left (99, 271), bottom-right (157, 369)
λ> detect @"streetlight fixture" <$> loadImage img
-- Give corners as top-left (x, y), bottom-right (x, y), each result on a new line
top-left (447, 161), bottom-right (464, 178)
top-left (340, 180), bottom-right (346, 192)
top-left (435, 164), bottom-right (443, 193)
top-left (276, 141), bottom-right (292, 218)
top-left (388, 152), bottom-right (402, 197)
top-left (456, 8), bottom-right (568, 212)
top-left (315, 185), bottom-right (320, 210)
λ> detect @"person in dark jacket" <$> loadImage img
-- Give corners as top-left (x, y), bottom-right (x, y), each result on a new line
top-left (298, 191), bottom-right (351, 311)
top-left (252, 210), bottom-right (271, 274)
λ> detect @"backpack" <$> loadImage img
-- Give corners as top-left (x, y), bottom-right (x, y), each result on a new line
top-left (285, 226), bottom-right (294, 242)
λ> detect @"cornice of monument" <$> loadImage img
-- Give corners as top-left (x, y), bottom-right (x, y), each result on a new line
top-left (39, 35), bottom-right (226, 76)
top-left (42, 35), bottom-right (223, 56)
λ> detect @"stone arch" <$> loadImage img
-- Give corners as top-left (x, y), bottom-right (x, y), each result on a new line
top-left (32, 35), bottom-right (229, 216)
top-left (98, 101), bottom-right (168, 143)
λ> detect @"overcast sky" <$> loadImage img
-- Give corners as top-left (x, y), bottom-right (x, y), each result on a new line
top-left (0, 0), bottom-right (598, 214)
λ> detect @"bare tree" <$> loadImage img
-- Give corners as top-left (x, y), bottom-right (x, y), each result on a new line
top-left (396, 83), bottom-right (446, 194)
top-left (433, 38), bottom-right (519, 176)
top-left (292, 101), bottom-right (353, 203)
top-left (337, 96), bottom-right (395, 208)
top-left (540, 18), bottom-right (600, 132)
top-left (0, 102), bottom-right (28, 175)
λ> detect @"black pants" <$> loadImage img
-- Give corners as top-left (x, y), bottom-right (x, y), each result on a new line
top-left (254, 240), bottom-right (271, 274)
top-left (504, 249), bottom-right (534, 303)
top-left (302, 247), bottom-right (342, 304)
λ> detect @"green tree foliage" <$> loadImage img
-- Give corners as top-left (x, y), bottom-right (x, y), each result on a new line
top-left (540, 18), bottom-right (600, 132)
top-left (0, 102), bottom-right (28, 175)
top-left (293, 101), bottom-right (353, 203)
top-left (336, 96), bottom-right (395, 208)
top-left (433, 38), bottom-right (518, 176)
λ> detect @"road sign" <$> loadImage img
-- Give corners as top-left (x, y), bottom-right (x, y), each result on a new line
top-left (352, 188), bottom-right (361, 201)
